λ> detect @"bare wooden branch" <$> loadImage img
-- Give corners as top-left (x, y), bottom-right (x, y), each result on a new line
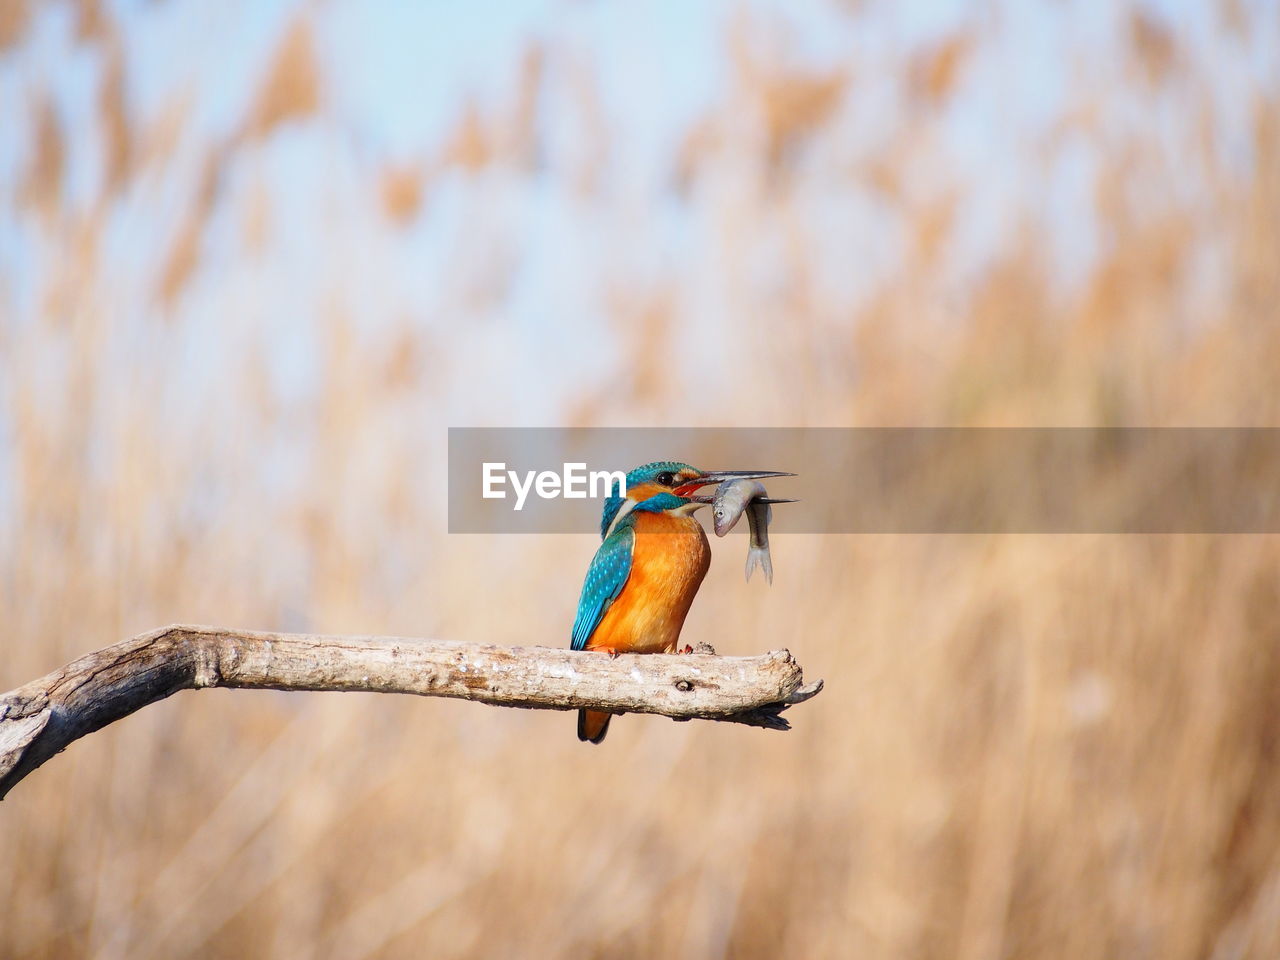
top-left (0, 625), bottom-right (823, 799)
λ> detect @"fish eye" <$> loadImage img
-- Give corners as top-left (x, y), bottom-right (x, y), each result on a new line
top-left (656, 471), bottom-right (675, 487)
top-left (714, 508), bottom-right (724, 520)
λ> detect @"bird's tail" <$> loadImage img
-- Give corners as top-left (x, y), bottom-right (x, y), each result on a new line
top-left (578, 709), bottom-right (612, 744)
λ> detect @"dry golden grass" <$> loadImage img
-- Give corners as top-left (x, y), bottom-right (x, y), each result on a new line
top-left (2, 3), bottom-right (1279, 958)
top-left (243, 17), bottom-right (321, 143)
top-left (0, 0), bottom-right (29, 52)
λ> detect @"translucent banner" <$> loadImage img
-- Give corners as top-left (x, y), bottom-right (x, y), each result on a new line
top-left (448, 428), bottom-right (1280, 533)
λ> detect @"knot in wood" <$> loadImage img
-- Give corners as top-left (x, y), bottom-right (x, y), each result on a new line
top-left (675, 679), bottom-right (694, 692)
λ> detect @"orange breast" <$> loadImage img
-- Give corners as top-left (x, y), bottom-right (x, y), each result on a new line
top-left (586, 511), bottom-right (710, 655)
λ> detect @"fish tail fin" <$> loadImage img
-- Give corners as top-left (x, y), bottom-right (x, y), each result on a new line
top-left (578, 709), bottom-right (612, 744)
top-left (745, 546), bottom-right (773, 585)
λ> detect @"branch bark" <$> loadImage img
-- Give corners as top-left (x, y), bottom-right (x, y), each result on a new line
top-left (0, 625), bottom-right (823, 799)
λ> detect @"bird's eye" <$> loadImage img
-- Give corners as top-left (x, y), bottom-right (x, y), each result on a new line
top-left (656, 471), bottom-right (675, 487)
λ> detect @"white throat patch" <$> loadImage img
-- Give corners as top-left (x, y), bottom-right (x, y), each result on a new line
top-left (603, 497), bottom-right (638, 540)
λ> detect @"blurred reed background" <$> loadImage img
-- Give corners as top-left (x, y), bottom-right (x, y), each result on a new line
top-left (2, 0), bottom-right (1279, 957)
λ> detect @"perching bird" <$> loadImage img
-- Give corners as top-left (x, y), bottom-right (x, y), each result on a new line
top-left (571, 461), bottom-right (791, 743)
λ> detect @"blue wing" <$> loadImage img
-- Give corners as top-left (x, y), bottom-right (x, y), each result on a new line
top-left (570, 524), bottom-right (635, 651)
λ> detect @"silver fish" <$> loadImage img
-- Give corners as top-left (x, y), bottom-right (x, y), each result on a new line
top-left (710, 479), bottom-right (794, 584)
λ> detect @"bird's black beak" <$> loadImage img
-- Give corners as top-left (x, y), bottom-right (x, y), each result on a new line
top-left (673, 469), bottom-right (796, 499)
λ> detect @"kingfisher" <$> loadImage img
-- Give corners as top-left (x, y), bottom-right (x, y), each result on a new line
top-left (571, 461), bottom-right (791, 743)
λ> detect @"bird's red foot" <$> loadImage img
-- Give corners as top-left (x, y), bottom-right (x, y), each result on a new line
top-left (680, 644), bottom-right (693, 655)
top-left (608, 649), bottom-right (621, 660)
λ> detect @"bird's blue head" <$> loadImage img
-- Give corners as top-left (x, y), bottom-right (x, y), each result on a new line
top-left (598, 461), bottom-right (793, 538)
